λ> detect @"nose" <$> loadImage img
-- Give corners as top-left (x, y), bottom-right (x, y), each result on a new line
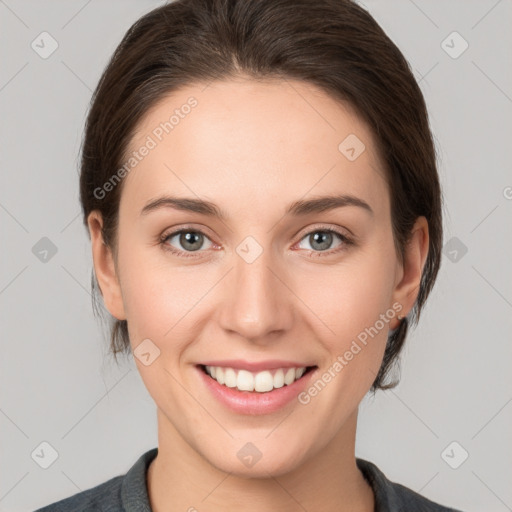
top-left (217, 244), bottom-right (294, 343)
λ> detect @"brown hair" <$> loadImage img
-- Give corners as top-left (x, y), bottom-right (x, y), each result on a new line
top-left (80, 0), bottom-right (443, 391)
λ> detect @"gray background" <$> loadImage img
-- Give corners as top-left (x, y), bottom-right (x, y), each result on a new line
top-left (1, 1), bottom-right (511, 511)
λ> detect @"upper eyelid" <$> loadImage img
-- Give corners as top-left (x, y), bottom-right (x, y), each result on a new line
top-left (294, 224), bottom-right (352, 240)
top-left (161, 224), bottom-right (215, 240)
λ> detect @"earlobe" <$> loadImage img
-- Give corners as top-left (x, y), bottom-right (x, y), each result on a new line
top-left (390, 216), bottom-right (429, 329)
top-left (87, 211), bottom-right (127, 321)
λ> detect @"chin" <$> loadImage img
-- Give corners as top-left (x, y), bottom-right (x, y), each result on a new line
top-left (203, 440), bottom-right (308, 478)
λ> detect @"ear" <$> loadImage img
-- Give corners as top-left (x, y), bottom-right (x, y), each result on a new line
top-left (390, 216), bottom-right (429, 329)
top-left (87, 210), bottom-right (126, 321)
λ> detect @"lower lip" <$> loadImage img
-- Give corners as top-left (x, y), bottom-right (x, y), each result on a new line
top-left (196, 365), bottom-right (317, 415)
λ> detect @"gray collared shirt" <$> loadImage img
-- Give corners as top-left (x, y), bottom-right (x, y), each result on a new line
top-left (34, 447), bottom-right (465, 511)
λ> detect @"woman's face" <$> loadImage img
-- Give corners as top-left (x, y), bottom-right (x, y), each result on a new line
top-left (90, 77), bottom-right (426, 477)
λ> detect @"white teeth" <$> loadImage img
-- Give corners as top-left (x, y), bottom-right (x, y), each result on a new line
top-left (224, 368), bottom-right (237, 388)
top-left (273, 369), bottom-right (285, 389)
top-left (284, 368), bottom-right (296, 385)
top-left (204, 365), bottom-right (309, 393)
top-left (237, 370), bottom-right (254, 391)
top-left (254, 371), bottom-right (273, 392)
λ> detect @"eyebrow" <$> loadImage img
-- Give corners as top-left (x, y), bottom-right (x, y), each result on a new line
top-left (140, 193), bottom-right (374, 219)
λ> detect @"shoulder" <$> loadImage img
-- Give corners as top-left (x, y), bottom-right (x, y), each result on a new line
top-left (33, 475), bottom-right (123, 512)
top-left (34, 447), bottom-right (158, 512)
top-left (356, 458), bottom-right (466, 512)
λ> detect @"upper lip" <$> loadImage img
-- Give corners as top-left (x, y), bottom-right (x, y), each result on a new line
top-left (198, 359), bottom-right (316, 372)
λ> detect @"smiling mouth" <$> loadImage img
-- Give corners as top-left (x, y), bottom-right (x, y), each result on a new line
top-left (198, 364), bottom-right (317, 393)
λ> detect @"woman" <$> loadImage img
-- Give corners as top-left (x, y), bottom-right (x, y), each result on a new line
top-left (36, 0), bottom-right (464, 510)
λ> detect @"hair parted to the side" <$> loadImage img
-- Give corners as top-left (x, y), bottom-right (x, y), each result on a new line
top-left (80, 0), bottom-right (443, 392)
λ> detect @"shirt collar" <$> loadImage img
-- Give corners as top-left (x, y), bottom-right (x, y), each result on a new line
top-left (121, 447), bottom-right (158, 511)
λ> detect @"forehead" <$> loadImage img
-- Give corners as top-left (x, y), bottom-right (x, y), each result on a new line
top-left (121, 78), bottom-right (389, 219)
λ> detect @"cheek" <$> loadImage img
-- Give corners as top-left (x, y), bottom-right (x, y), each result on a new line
top-left (299, 244), bottom-right (397, 392)
top-left (114, 238), bottom-right (171, 343)
top-left (307, 250), bottom-right (396, 340)
top-left (117, 242), bottom-right (216, 350)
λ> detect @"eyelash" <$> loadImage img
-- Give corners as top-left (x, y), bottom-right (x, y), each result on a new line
top-left (159, 224), bottom-right (354, 259)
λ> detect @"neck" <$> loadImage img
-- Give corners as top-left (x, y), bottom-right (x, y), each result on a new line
top-left (147, 407), bottom-right (374, 512)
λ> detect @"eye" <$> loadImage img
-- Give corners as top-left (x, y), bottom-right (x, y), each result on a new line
top-left (159, 225), bottom-right (354, 259)
top-left (160, 227), bottom-right (214, 257)
top-left (295, 227), bottom-right (354, 257)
